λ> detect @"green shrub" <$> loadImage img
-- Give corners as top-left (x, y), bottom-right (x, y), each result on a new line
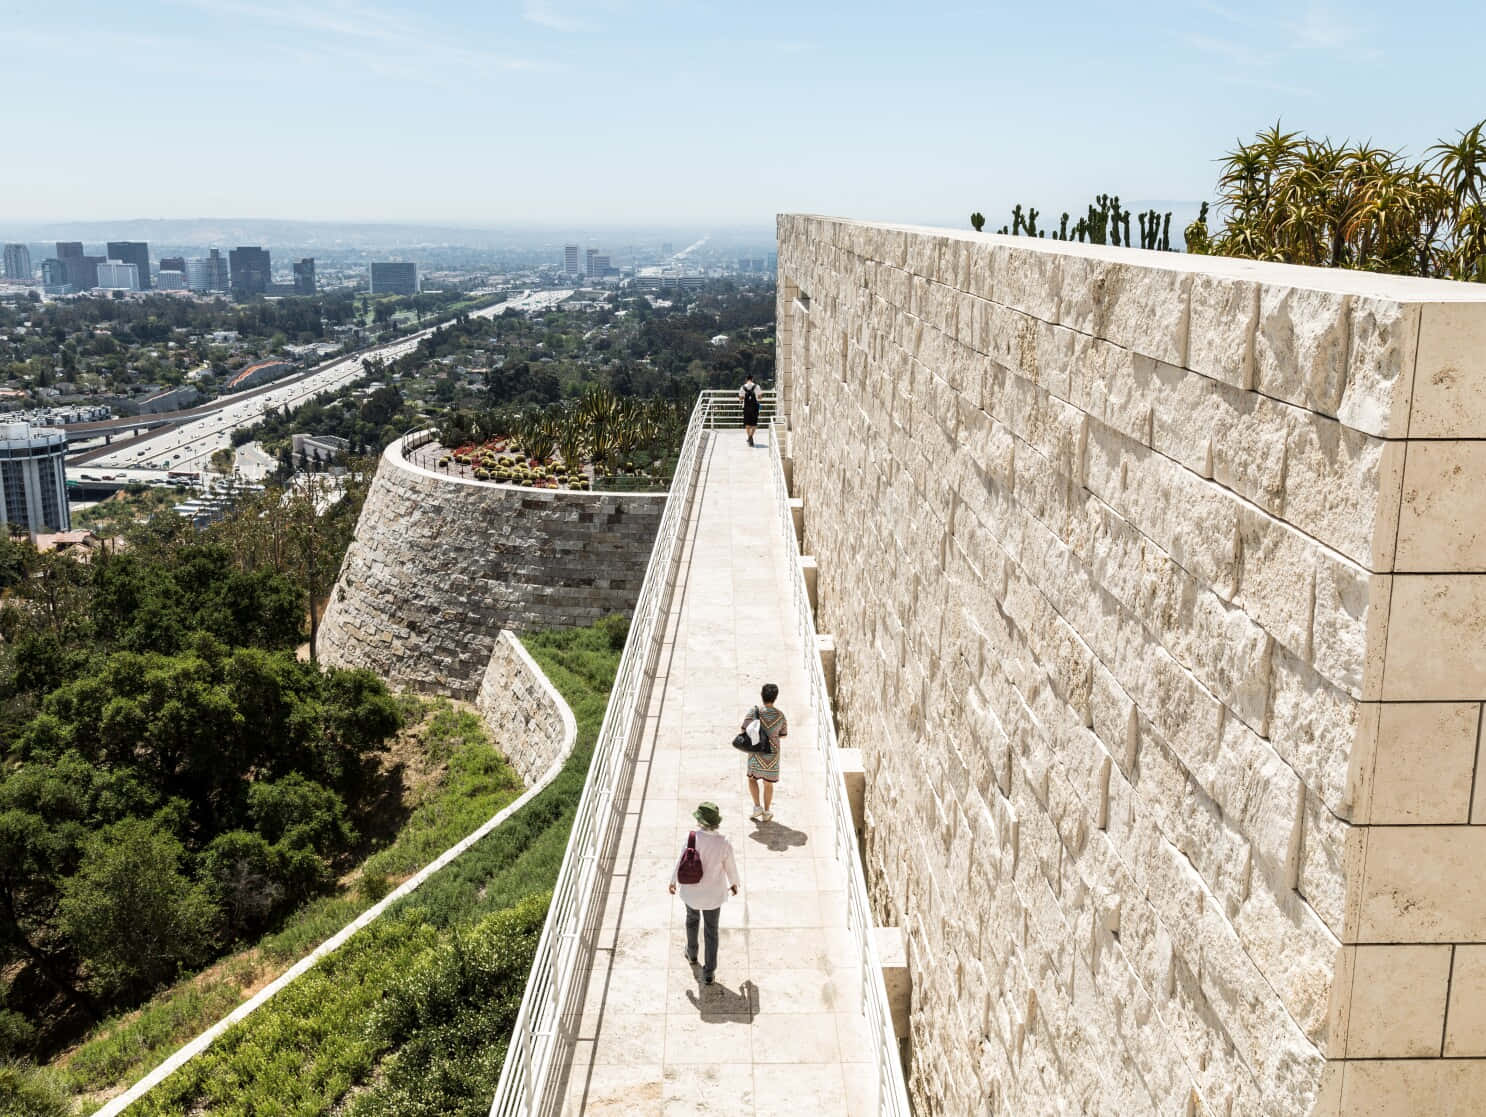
top-left (0, 1059), bottom-right (71, 1117)
top-left (595, 612), bottom-right (630, 652)
top-left (358, 872), bottom-right (392, 903)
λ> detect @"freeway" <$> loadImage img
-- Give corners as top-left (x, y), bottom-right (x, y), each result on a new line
top-left (69, 288), bottom-right (572, 479)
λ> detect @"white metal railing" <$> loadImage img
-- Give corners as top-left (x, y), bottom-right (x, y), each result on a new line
top-left (490, 393), bottom-right (715, 1117)
top-left (699, 386), bottom-right (777, 429)
top-left (767, 419), bottom-right (913, 1116)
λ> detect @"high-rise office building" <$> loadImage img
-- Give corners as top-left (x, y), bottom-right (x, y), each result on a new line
top-left (228, 246), bottom-right (271, 296)
top-left (3, 244), bottom-right (31, 281)
top-left (187, 248), bottom-right (230, 294)
top-left (156, 270), bottom-right (187, 290)
top-left (159, 255), bottom-right (186, 274)
top-left (105, 242), bottom-right (151, 290)
top-left (0, 423), bottom-right (70, 534)
top-left (293, 258), bottom-right (316, 294)
top-left (55, 242), bottom-right (100, 291)
top-left (564, 245), bottom-right (580, 275)
top-left (96, 261), bottom-right (140, 291)
top-left (369, 262), bottom-right (417, 295)
top-left (585, 248), bottom-right (599, 277)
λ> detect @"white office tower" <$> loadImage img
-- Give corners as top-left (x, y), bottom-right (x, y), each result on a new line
top-left (0, 423), bottom-right (70, 533)
top-left (564, 244), bottom-right (580, 275)
top-left (156, 270), bottom-right (188, 290)
top-left (96, 260), bottom-right (140, 291)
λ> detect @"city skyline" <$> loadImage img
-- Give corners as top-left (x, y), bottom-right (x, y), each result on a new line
top-left (3, 1), bottom-right (1480, 226)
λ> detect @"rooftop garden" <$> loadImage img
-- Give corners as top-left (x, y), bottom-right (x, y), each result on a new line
top-left (429, 386), bottom-right (688, 492)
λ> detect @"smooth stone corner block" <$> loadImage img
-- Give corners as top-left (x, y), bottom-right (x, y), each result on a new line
top-left (1396, 441), bottom-right (1486, 572)
top-left (789, 496), bottom-right (805, 548)
top-left (1357, 826), bottom-right (1486, 942)
top-left (1351, 701), bottom-right (1480, 824)
top-left (1409, 301), bottom-right (1486, 438)
top-left (1381, 575), bottom-right (1486, 699)
top-left (872, 924), bottom-right (911, 1040)
top-left (1339, 1058), bottom-right (1486, 1117)
top-left (1446, 945), bottom-right (1486, 1056)
top-left (1338, 943), bottom-right (1451, 1058)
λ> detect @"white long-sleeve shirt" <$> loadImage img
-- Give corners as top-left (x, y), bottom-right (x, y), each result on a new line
top-left (670, 827), bottom-right (740, 910)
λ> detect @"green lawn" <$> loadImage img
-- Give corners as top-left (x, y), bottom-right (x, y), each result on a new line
top-left (120, 621), bottom-right (620, 1116)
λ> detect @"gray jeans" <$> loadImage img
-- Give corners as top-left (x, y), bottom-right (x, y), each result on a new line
top-left (685, 904), bottom-right (720, 980)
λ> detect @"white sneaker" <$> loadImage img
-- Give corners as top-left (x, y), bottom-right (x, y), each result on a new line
top-left (760, 810), bottom-right (773, 822)
top-left (749, 805), bottom-right (764, 821)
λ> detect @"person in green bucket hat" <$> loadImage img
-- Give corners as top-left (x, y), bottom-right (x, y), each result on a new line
top-left (668, 801), bottom-right (740, 985)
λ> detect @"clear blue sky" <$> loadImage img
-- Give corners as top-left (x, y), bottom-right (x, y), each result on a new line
top-left (4, 0), bottom-right (1482, 226)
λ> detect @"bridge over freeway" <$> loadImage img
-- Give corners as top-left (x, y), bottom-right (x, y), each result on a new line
top-left (489, 392), bottom-right (910, 1116)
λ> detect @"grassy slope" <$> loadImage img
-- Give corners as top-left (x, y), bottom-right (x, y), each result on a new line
top-left (58, 699), bottom-right (524, 1111)
top-left (125, 623), bottom-right (619, 1116)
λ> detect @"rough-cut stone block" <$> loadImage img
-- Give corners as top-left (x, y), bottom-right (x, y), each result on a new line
top-left (1254, 285), bottom-right (1351, 416)
top-left (1058, 257), bottom-right (1192, 367)
top-left (1237, 509), bottom-right (1315, 658)
top-left (1187, 273), bottom-right (1258, 389)
top-left (1311, 558), bottom-right (1388, 700)
top-left (1283, 412), bottom-right (1402, 571)
top-left (1341, 297), bottom-right (1419, 437)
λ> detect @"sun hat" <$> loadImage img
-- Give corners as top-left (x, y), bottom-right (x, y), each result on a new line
top-left (693, 802), bottom-right (722, 828)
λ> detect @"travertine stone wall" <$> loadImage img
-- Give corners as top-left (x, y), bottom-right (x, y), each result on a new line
top-left (476, 630), bottom-right (574, 787)
top-left (319, 438), bottom-right (662, 697)
top-left (778, 215), bottom-right (1486, 1116)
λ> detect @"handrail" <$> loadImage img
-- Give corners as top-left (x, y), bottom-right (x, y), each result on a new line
top-left (490, 392), bottom-right (715, 1117)
top-left (766, 419), bottom-right (913, 1116)
top-left (697, 386), bottom-right (777, 429)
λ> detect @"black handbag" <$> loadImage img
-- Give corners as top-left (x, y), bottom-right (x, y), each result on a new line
top-left (731, 709), bottom-right (774, 755)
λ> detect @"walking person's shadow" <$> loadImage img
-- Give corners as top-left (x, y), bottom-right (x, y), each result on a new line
top-left (687, 978), bottom-right (758, 1020)
top-left (748, 820), bottom-right (808, 852)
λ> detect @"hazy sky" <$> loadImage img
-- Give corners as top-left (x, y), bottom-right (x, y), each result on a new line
top-left (4, 0), bottom-right (1482, 226)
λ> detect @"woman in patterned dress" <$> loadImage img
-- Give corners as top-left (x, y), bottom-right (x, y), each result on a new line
top-left (744, 682), bottom-right (787, 822)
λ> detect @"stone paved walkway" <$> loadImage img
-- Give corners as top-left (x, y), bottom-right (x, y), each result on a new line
top-left (555, 429), bottom-right (878, 1116)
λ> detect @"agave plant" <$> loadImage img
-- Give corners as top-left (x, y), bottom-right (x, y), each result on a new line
top-left (555, 407), bottom-right (588, 472)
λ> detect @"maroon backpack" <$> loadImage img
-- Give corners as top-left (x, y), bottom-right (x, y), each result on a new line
top-left (676, 832), bottom-right (704, 884)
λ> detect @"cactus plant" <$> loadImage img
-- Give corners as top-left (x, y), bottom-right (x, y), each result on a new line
top-left (971, 211), bottom-right (986, 232)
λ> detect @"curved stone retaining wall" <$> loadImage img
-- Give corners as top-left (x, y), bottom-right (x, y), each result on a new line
top-left (779, 215), bottom-right (1486, 1117)
top-left (319, 437), bottom-right (663, 697)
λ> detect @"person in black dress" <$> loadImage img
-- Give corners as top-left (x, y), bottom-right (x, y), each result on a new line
top-left (739, 375), bottom-right (760, 446)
